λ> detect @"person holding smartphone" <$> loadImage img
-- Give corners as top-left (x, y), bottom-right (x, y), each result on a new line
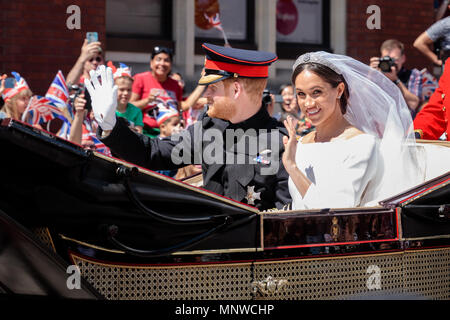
top-left (65, 33), bottom-right (111, 155)
top-left (66, 33), bottom-right (104, 87)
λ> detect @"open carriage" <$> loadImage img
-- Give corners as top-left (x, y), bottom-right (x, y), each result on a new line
top-left (0, 119), bottom-right (449, 300)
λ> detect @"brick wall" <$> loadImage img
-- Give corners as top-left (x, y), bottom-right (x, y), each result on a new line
top-left (0, 0), bottom-right (439, 95)
top-left (347, 0), bottom-right (435, 71)
top-left (0, 0), bottom-right (106, 95)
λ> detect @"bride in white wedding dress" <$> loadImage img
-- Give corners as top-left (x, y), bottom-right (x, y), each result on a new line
top-left (282, 52), bottom-right (449, 210)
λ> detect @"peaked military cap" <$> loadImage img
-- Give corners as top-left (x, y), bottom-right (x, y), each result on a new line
top-left (199, 43), bottom-right (278, 85)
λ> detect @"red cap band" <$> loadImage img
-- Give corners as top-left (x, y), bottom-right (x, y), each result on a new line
top-left (205, 59), bottom-right (269, 78)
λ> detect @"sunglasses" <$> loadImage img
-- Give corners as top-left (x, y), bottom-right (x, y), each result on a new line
top-left (89, 56), bottom-right (103, 63)
top-left (152, 46), bottom-right (173, 59)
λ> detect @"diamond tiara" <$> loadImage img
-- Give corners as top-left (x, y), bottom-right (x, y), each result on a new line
top-left (292, 52), bottom-right (342, 75)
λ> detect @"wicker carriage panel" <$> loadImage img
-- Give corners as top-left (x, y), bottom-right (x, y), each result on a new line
top-left (71, 255), bottom-right (254, 300)
top-left (32, 227), bottom-right (56, 252)
top-left (253, 252), bottom-right (404, 300)
top-left (403, 248), bottom-right (450, 300)
top-left (70, 248), bottom-right (450, 300)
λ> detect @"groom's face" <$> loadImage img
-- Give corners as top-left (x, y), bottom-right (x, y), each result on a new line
top-left (204, 80), bottom-right (237, 121)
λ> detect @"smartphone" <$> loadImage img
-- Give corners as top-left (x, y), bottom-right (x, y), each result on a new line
top-left (4, 77), bottom-right (16, 89)
top-left (86, 32), bottom-right (98, 44)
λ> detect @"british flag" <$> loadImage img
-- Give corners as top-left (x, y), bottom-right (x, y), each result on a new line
top-left (83, 120), bottom-right (112, 157)
top-left (21, 95), bottom-right (71, 137)
top-left (420, 69), bottom-right (438, 102)
top-left (45, 70), bottom-right (69, 109)
top-left (204, 12), bottom-right (222, 28)
top-left (203, 12), bottom-right (229, 46)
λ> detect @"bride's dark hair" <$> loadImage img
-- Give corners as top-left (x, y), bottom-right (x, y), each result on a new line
top-left (291, 62), bottom-right (350, 114)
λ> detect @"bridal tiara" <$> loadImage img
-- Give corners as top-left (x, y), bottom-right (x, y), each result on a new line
top-left (292, 52), bottom-right (343, 75)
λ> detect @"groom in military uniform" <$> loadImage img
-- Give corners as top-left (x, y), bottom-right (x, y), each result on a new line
top-left (90, 43), bottom-right (291, 210)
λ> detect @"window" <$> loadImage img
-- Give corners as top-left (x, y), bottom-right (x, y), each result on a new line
top-left (106, 0), bottom-right (173, 53)
top-left (276, 0), bottom-right (330, 59)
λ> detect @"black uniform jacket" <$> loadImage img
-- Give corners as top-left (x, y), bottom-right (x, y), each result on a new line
top-left (100, 106), bottom-right (292, 210)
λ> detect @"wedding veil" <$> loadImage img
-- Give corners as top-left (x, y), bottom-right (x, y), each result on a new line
top-left (292, 51), bottom-right (425, 203)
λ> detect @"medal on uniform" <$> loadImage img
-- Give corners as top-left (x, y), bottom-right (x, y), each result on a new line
top-left (253, 149), bottom-right (271, 165)
top-left (253, 155), bottom-right (270, 165)
top-left (245, 185), bottom-right (261, 205)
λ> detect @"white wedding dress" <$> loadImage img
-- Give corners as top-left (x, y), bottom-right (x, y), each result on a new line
top-left (288, 134), bottom-right (450, 211)
top-left (289, 134), bottom-right (382, 210)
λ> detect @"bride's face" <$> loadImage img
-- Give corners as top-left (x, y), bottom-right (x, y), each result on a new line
top-left (294, 70), bottom-right (344, 127)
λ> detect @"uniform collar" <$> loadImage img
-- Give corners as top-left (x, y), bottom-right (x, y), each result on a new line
top-left (228, 105), bottom-right (271, 131)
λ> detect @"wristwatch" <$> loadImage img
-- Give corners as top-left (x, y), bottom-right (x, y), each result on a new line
top-left (393, 79), bottom-right (401, 85)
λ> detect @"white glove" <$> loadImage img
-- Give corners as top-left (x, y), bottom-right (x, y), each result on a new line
top-left (84, 65), bottom-right (118, 131)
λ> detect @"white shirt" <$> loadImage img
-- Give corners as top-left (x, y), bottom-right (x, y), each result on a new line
top-left (289, 134), bottom-right (380, 210)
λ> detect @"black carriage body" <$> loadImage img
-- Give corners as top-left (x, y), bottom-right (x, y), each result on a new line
top-left (0, 119), bottom-right (449, 300)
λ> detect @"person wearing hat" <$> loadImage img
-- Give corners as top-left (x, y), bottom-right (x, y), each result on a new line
top-left (156, 105), bottom-right (182, 138)
top-left (130, 46), bottom-right (183, 138)
top-left (107, 61), bottom-right (144, 134)
top-left (85, 43), bottom-right (291, 210)
top-left (154, 106), bottom-right (182, 178)
top-left (0, 72), bottom-right (32, 121)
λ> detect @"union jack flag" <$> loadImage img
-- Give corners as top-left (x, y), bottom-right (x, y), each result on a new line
top-left (46, 71), bottom-right (69, 109)
top-left (83, 119), bottom-right (112, 157)
top-left (203, 12), bottom-right (229, 46)
top-left (420, 69), bottom-right (438, 102)
top-left (204, 13), bottom-right (222, 27)
top-left (21, 95), bottom-right (71, 137)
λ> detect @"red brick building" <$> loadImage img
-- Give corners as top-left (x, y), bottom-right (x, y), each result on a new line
top-left (0, 0), bottom-right (437, 95)
top-left (1, 0), bottom-right (106, 94)
top-left (346, 0), bottom-right (435, 72)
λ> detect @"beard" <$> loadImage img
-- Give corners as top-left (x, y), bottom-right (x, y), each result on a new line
top-left (207, 96), bottom-right (237, 121)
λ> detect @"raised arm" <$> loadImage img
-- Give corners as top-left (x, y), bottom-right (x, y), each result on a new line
top-left (180, 85), bottom-right (207, 111)
top-left (67, 39), bottom-right (102, 86)
top-left (282, 116), bottom-right (312, 197)
top-left (68, 93), bottom-right (86, 145)
top-left (413, 32), bottom-right (442, 66)
top-left (85, 65), bottom-right (198, 170)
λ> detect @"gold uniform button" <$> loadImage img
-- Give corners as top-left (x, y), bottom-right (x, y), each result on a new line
top-left (442, 94), bottom-right (446, 99)
top-left (444, 106), bottom-right (446, 112)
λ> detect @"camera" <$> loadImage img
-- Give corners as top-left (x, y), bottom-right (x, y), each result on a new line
top-left (262, 89), bottom-right (272, 107)
top-left (378, 56), bottom-right (396, 73)
top-left (68, 84), bottom-right (92, 112)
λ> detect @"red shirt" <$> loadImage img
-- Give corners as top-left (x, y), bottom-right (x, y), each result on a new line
top-left (132, 71), bottom-right (182, 128)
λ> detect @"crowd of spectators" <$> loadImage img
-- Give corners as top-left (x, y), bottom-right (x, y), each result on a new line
top-left (0, 8), bottom-right (448, 178)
